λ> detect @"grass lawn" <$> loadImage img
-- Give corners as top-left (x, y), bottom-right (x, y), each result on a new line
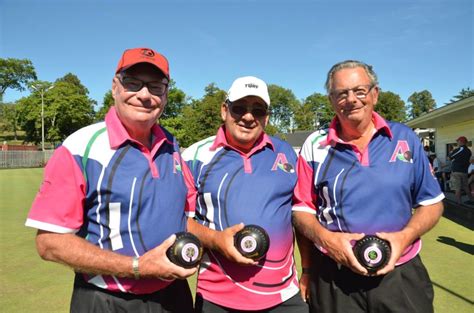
top-left (1, 168), bottom-right (473, 312)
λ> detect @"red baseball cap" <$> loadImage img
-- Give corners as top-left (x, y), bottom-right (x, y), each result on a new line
top-left (456, 136), bottom-right (468, 143)
top-left (115, 47), bottom-right (169, 79)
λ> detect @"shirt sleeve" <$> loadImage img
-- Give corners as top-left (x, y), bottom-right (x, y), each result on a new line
top-left (25, 146), bottom-right (86, 233)
top-left (292, 154), bottom-right (317, 214)
top-left (181, 156), bottom-right (197, 218)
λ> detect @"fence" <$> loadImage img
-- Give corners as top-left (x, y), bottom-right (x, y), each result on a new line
top-left (0, 150), bottom-right (54, 169)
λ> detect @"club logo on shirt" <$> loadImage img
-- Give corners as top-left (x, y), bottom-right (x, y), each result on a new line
top-left (271, 153), bottom-right (295, 173)
top-left (389, 140), bottom-right (413, 163)
top-left (173, 152), bottom-right (182, 173)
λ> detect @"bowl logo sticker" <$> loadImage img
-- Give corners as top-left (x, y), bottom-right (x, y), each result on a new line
top-left (364, 246), bottom-right (382, 264)
top-left (181, 243), bottom-right (199, 262)
top-left (240, 235), bottom-right (257, 253)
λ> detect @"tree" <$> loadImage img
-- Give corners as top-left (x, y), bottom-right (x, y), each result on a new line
top-left (376, 91), bottom-right (406, 122)
top-left (268, 85), bottom-right (298, 133)
top-left (162, 79), bottom-right (188, 119)
top-left (0, 102), bottom-right (21, 140)
top-left (448, 87), bottom-right (474, 104)
top-left (407, 90), bottom-right (436, 119)
top-left (294, 93), bottom-right (332, 131)
top-left (165, 83), bottom-right (224, 147)
top-left (19, 79), bottom-right (95, 146)
top-left (0, 58), bottom-right (37, 102)
top-left (95, 90), bottom-right (114, 121)
top-left (55, 73), bottom-right (90, 96)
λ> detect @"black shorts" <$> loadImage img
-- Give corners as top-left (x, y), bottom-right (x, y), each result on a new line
top-left (195, 292), bottom-right (309, 313)
top-left (308, 249), bottom-right (434, 313)
top-left (70, 274), bottom-right (194, 313)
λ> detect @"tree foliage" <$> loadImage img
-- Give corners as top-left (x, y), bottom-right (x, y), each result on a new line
top-left (162, 79), bottom-right (188, 119)
top-left (448, 87), bottom-right (474, 104)
top-left (0, 58), bottom-right (37, 102)
top-left (173, 83), bottom-right (225, 147)
top-left (55, 73), bottom-right (90, 96)
top-left (294, 93), bottom-right (332, 130)
top-left (0, 102), bottom-right (21, 140)
top-left (95, 90), bottom-right (114, 122)
top-left (407, 90), bottom-right (436, 119)
top-left (18, 78), bottom-right (95, 145)
top-left (268, 85), bottom-right (298, 133)
top-left (376, 90), bottom-right (406, 122)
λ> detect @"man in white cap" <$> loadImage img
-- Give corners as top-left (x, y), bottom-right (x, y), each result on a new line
top-left (183, 76), bottom-right (309, 312)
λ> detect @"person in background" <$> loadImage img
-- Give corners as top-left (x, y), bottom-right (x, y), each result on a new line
top-left (424, 145), bottom-right (431, 158)
top-left (183, 76), bottom-right (309, 313)
top-left (292, 60), bottom-right (444, 313)
top-left (448, 136), bottom-right (473, 204)
top-left (468, 156), bottom-right (474, 201)
top-left (431, 153), bottom-right (444, 191)
top-left (443, 145), bottom-right (454, 192)
top-left (25, 47), bottom-right (197, 313)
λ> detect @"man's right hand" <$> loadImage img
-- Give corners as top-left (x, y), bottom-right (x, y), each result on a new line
top-left (187, 219), bottom-right (257, 265)
top-left (319, 230), bottom-right (368, 275)
top-left (212, 223), bottom-right (258, 265)
top-left (138, 234), bottom-right (198, 280)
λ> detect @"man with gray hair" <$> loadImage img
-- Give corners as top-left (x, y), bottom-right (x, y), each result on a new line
top-left (293, 60), bottom-right (444, 313)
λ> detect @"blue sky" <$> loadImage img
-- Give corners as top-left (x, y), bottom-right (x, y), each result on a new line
top-left (1, 0), bottom-right (473, 110)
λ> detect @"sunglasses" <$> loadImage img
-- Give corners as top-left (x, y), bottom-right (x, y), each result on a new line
top-left (226, 101), bottom-right (269, 118)
top-left (117, 75), bottom-right (168, 96)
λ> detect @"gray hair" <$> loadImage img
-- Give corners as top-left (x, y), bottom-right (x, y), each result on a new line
top-left (325, 60), bottom-right (378, 93)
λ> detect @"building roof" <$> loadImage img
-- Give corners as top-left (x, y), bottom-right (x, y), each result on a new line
top-left (277, 130), bottom-right (314, 147)
top-left (405, 96), bottom-right (474, 128)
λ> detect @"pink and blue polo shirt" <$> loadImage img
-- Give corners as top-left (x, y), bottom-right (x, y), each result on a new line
top-left (182, 126), bottom-right (300, 310)
top-left (26, 107), bottom-right (196, 294)
top-left (292, 112), bottom-right (445, 264)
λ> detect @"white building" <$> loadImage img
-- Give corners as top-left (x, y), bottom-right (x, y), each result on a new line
top-left (405, 96), bottom-right (474, 165)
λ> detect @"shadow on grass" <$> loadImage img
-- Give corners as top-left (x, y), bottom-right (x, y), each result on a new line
top-left (432, 281), bottom-right (474, 305)
top-left (436, 236), bottom-right (474, 255)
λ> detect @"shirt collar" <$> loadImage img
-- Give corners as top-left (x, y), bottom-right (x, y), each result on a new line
top-left (210, 125), bottom-right (274, 155)
top-left (105, 106), bottom-right (171, 149)
top-left (323, 111), bottom-right (393, 146)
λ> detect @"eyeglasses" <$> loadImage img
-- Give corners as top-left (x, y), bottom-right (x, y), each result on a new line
top-left (330, 84), bottom-right (375, 103)
top-left (117, 75), bottom-right (168, 96)
top-left (226, 101), bottom-right (269, 118)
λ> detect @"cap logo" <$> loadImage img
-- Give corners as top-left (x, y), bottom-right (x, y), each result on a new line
top-left (141, 49), bottom-right (155, 58)
top-left (245, 83), bottom-right (258, 89)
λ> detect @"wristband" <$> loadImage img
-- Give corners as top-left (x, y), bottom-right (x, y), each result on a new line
top-left (302, 267), bottom-right (311, 274)
top-left (132, 257), bottom-right (140, 280)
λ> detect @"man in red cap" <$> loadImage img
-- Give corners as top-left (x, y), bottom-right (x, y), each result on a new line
top-left (448, 136), bottom-right (474, 204)
top-left (25, 47), bottom-right (198, 312)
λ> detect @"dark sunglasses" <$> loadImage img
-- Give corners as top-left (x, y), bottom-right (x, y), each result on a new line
top-left (117, 75), bottom-right (168, 96)
top-left (226, 101), bottom-right (269, 118)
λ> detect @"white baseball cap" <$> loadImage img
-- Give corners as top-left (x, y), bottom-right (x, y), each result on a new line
top-left (226, 76), bottom-right (270, 106)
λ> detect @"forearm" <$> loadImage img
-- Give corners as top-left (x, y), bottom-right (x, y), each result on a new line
top-left (187, 218), bottom-right (256, 265)
top-left (187, 218), bottom-right (219, 250)
top-left (36, 230), bottom-right (133, 278)
top-left (294, 229), bottom-right (313, 269)
top-left (292, 211), bottom-right (328, 248)
top-left (400, 202), bottom-right (444, 246)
